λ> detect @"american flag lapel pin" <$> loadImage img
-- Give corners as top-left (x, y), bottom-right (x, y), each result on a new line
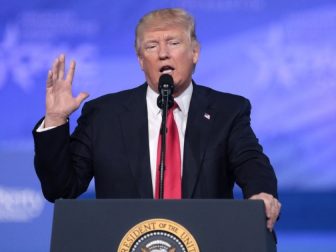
top-left (204, 113), bottom-right (210, 120)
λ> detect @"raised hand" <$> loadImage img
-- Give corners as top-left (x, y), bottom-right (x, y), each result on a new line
top-left (44, 54), bottom-right (89, 128)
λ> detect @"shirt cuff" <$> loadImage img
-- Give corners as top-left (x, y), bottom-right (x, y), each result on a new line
top-left (35, 120), bottom-right (59, 132)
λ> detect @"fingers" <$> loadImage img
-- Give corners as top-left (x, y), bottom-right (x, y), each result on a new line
top-left (51, 57), bottom-right (59, 81)
top-left (264, 196), bottom-right (273, 219)
top-left (49, 54), bottom-right (64, 83)
top-left (249, 193), bottom-right (281, 232)
top-left (265, 198), bottom-right (281, 231)
top-left (66, 60), bottom-right (76, 84)
top-left (59, 54), bottom-right (65, 79)
top-left (267, 218), bottom-right (273, 231)
top-left (46, 70), bottom-right (53, 88)
top-left (47, 54), bottom-right (76, 87)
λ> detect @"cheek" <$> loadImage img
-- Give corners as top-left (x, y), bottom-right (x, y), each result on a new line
top-left (140, 54), bottom-right (155, 67)
top-left (142, 60), bottom-right (155, 74)
top-left (144, 64), bottom-right (159, 82)
top-left (178, 55), bottom-right (195, 73)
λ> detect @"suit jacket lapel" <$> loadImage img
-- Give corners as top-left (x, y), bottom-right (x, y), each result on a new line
top-left (117, 83), bottom-right (213, 198)
top-left (182, 83), bottom-right (214, 198)
top-left (119, 84), bottom-right (153, 198)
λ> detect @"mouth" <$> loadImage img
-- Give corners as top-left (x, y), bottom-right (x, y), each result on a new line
top-left (159, 65), bottom-right (175, 74)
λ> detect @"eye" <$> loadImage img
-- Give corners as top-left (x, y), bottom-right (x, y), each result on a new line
top-left (168, 40), bottom-right (181, 46)
top-left (144, 43), bottom-right (157, 51)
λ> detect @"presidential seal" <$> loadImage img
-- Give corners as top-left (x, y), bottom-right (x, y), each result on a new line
top-left (118, 218), bottom-right (200, 252)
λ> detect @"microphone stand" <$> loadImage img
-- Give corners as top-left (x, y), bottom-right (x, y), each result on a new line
top-left (157, 75), bottom-right (174, 199)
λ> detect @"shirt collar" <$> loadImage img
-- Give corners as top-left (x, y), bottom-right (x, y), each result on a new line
top-left (146, 82), bottom-right (193, 116)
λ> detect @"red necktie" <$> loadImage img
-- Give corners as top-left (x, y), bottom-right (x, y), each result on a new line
top-left (155, 102), bottom-right (181, 199)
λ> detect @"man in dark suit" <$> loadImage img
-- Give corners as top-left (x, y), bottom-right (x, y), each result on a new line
top-left (33, 8), bottom-right (281, 231)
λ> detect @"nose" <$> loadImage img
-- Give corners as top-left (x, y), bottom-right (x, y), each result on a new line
top-left (158, 43), bottom-right (170, 60)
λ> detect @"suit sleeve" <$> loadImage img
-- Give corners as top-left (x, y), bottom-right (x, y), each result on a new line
top-left (32, 103), bottom-right (94, 202)
top-left (227, 98), bottom-right (278, 199)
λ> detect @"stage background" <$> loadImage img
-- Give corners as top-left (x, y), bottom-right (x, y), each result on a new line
top-left (1, 0), bottom-right (335, 251)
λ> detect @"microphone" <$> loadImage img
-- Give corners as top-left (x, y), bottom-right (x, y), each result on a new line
top-left (156, 74), bottom-right (175, 199)
top-left (157, 74), bottom-right (174, 109)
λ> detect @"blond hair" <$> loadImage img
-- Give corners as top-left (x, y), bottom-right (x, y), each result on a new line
top-left (135, 8), bottom-right (198, 55)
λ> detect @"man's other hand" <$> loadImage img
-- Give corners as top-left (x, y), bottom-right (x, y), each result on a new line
top-left (249, 192), bottom-right (281, 232)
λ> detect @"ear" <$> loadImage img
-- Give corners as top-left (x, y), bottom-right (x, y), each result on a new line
top-left (192, 41), bottom-right (200, 64)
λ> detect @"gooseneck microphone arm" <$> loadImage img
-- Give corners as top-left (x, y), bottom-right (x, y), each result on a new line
top-left (157, 74), bottom-right (174, 199)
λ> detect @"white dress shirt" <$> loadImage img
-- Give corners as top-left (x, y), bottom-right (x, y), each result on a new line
top-left (146, 84), bottom-right (192, 192)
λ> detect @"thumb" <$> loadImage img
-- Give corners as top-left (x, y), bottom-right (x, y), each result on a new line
top-left (75, 92), bottom-right (90, 106)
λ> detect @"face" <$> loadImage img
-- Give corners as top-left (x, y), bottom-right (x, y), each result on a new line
top-left (137, 25), bottom-right (199, 97)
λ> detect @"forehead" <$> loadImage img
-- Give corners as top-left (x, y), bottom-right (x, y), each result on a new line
top-left (140, 25), bottom-right (189, 41)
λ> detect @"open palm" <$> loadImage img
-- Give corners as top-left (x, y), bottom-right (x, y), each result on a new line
top-left (45, 54), bottom-right (89, 127)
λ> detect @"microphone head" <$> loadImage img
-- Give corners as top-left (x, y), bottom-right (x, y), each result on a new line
top-left (158, 74), bottom-right (174, 93)
top-left (157, 74), bottom-right (174, 109)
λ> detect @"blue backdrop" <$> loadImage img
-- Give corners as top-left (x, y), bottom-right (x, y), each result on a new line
top-left (1, 0), bottom-right (335, 251)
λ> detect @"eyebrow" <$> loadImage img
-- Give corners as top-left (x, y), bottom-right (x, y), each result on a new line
top-left (143, 39), bottom-right (159, 44)
top-left (143, 36), bottom-right (182, 43)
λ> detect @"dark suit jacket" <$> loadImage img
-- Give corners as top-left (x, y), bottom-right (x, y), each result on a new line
top-left (33, 83), bottom-right (277, 202)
